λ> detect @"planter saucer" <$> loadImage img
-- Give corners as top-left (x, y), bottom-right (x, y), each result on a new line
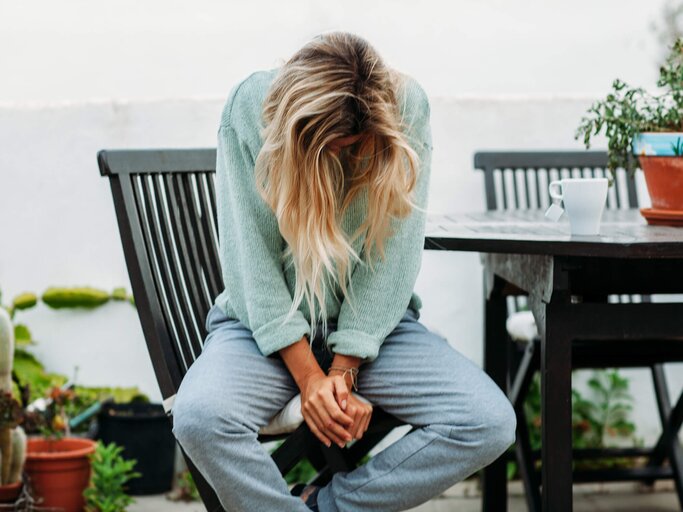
top-left (640, 207), bottom-right (683, 226)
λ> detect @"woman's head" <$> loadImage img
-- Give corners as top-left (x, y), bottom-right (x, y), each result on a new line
top-left (254, 31), bottom-right (422, 338)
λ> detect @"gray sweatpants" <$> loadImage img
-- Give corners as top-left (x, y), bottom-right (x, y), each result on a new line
top-left (171, 303), bottom-right (516, 512)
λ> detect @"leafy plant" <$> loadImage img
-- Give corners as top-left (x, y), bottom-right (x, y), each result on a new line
top-left (25, 386), bottom-right (78, 441)
top-left (576, 37), bottom-right (683, 179)
top-left (284, 456), bottom-right (317, 485)
top-left (508, 368), bottom-right (640, 479)
top-left (83, 441), bottom-right (141, 512)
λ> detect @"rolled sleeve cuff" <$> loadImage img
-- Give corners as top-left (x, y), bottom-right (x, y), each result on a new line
top-left (326, 329), bottom-right (382, 362)
top-left (253, 311), bottom-right (311, 357)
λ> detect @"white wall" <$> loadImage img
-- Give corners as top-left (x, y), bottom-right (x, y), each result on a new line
top-left (0, 0), bottom-right (674, 103)
top-left (1, 0), bottom-right (682, 445)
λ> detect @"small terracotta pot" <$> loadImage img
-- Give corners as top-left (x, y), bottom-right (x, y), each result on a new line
top-left (638, 156), bottom-right (683, 211)
top-left (24, 437), bottom-right (97, 512)
top-left (0, 480), bottom-right (23, 503)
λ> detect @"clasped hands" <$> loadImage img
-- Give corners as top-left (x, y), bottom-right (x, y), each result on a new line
top-left (300, 370), bottom-right (373, 448)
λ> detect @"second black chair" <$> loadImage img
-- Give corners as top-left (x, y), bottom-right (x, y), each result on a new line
top-left (474, 150), bottom-right (683, 512)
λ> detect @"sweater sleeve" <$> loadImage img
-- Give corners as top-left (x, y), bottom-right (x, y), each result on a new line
top-left (214, 123), bottom-right (311, 356)
top-left (325, 81), bottom-right (434, 362)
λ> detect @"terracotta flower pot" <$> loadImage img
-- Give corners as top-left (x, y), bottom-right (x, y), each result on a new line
top-left (0, 480), bottom-right (23, 503)
top-left (633, 132), bottom-right (683, 225)
top-left (638, 156), bottom-right (683, 210)
top-left (24, 437), bottom-right (97, 512)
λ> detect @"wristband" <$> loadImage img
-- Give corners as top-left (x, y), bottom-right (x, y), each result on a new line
top-left (328, 366), bottom-right (359, 391)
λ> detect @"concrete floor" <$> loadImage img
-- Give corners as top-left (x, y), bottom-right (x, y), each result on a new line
top-left (127, 489), bottom-right (680, 511)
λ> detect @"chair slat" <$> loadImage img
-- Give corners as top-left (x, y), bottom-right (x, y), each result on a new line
top-left (196, 173), bottom-right (223, 298)
top-left (152, 174), bottom-right (204, 362)
top-left (162, 173), bottom-right (208, 353)
top-left (136, 174), bottom-right (196, 371)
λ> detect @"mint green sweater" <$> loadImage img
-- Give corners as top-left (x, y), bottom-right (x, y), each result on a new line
top-left (213, 67), bottom-right (433, 362)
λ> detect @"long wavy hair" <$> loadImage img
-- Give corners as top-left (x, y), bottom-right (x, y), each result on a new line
top-left (254, 31), bottom-right (423, 341)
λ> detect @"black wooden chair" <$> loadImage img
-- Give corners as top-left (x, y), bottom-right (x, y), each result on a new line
top-left (97, 148), bottom-right (404, 512)
top-left (475, 151), bottom-right (683, 511)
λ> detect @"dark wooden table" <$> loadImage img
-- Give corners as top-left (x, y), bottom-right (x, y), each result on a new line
top-left (423, 208), bottom-right (683, 512)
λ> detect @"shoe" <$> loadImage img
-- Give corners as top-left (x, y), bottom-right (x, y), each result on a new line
top-left (290, 483), bottom-right (307, 497)
top-left (290, 483), bottom-right (320, 511)
top-left (303, 486), bottom-right (320, 511)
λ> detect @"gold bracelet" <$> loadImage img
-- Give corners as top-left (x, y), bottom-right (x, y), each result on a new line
top-left (328, 366), bottom-right (359, 391)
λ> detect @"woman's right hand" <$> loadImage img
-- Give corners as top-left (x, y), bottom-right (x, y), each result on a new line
top-left (301, 373), bottom-right (355, 448)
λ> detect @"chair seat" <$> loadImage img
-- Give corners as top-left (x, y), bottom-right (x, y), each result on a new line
top-left (506, 310), bottom-right (538, 343)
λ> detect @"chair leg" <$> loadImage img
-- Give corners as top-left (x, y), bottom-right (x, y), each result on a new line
top-left (649, 364), bottom-right (683, 508)
top-left (514, 401), bottom-right (542, 512)
top-left (646, 377), bottom-right (683, 474)
top-left (272, 423), bottom-right (316, 475)
top-left (481, 276), bottom-right (509, 512)
top-left (509, 340), bottom-right (537, 407)
top-left (508, 341), bottom-right (541, 512)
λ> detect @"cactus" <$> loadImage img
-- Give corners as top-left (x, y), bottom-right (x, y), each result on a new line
top-left (7, 427), bottom-right (26, 484)
top-left (0, 306), bottom-right (27, 486)
top-left (111, 287), bottom-right (128, 301)
top-left (0, 307), bottom-right (12, 393)
top-left (42, 287), bottom-right (110, 309)
top-left (12, 293), bottom-right (38, 312)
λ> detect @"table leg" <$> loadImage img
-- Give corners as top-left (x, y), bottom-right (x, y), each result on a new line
top-left (541, 301), bottom-right (573, 511)
top-left (482, 277), bottom-right (509, 512)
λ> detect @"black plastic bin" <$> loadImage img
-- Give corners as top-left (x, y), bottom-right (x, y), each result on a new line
top-left (96, 402), bottom-right (176, 495)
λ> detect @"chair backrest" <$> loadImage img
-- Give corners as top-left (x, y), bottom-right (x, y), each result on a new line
top-left (474, 151), bottom-right (639, 211)
top-left (473, 150), bottom-right (643, 311)
top-left (98, 148), bottom-right (220, 413)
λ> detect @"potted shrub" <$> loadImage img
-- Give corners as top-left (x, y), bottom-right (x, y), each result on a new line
top-left (23, 386), bottom-right (97, 512)
top-left (83, 440), bottom-right (141, 512)
top-left (576, 37), bottom-right (683, 225)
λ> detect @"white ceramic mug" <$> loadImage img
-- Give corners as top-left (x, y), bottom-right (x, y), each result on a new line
top-left (548, 178), bottom-right (608, 235)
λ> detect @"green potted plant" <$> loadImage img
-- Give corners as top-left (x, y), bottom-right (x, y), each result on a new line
top-left (576, 37), bottom-right (683, 225)
top-left (83, 441), bottom-right (141, 512)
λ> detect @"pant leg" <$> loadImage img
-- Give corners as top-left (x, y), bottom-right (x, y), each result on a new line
top-left (171, 304), bottom-right (310, 512)
top-left (316, 308), bottom-right (517, 512)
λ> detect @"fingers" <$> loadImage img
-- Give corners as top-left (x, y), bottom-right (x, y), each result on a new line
top-left (303, 414), bottom-right (331, 447)
top-left (304, 400), bottom-right (347, 448)
top-left (351, 410), bottom-right (363, 439)
top-left (301, 376), bottom-right (364, 448)
top-left (343, 396), bottom-right (372, 440)
top-left (333, 377), bottom-right (349, 411)
top-left (354, 406), bottom-right (371, 439)
top-left (321, 390), bottom-right (354, 428)
top-left (361, 406), bottom-right (372, 436)
top-left (314, 402), bottom-right (353, 447)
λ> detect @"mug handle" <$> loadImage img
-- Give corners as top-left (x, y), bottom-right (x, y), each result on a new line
top-left (548, 181), bottom-right (563, 202)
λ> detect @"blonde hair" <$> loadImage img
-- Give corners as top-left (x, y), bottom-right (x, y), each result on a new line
top-left (254, 31), bottom-right (423, 341)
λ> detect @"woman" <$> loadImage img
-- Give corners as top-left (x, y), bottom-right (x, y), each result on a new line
top-left (172, 31), bottom-right (516, 512)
